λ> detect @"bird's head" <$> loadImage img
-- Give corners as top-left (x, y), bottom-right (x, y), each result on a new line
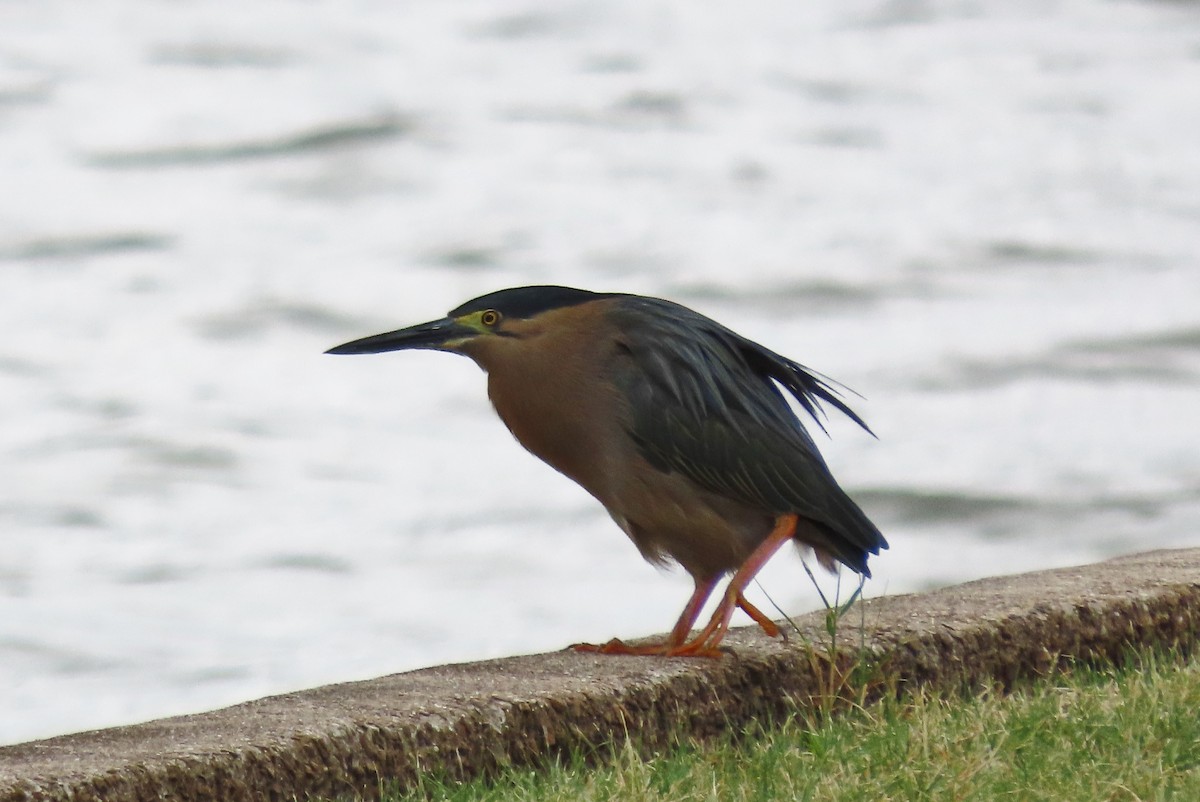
top-left (326, 285), bottom-right (617, 363)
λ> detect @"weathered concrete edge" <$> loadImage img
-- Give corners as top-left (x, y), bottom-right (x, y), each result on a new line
top-left (2, 548), bottom-right (1198, 802)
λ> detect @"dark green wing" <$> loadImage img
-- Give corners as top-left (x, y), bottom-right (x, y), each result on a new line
top-left (607, 298), bottom-right (887, 573)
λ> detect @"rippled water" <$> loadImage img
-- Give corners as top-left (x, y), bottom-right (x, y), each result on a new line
top-left (2, 0), bottom-right (1198, 745)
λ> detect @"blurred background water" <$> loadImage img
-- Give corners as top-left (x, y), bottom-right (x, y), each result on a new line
top-left (2, 0), bottom-right (1198, 745)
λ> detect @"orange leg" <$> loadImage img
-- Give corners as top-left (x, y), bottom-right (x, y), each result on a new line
top-left (573, 574), bottom-right (720, 656)
top-left (673, 514), bottom-right (798, 657)
top-left (667, 575), bottom-right (722, 646)
top-left (573, 516), bottom-right (797, 658)
top-left (736, 593), bottom-right (782, 639)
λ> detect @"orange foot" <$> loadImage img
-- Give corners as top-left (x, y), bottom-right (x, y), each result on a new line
top-left (573, 514), bottom-right (798, 658)
top-left (571, 638), bottom-right (727, 658)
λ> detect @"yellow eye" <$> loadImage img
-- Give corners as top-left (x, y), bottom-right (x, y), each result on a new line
top-left (480, 309), bottom-right (501, 327)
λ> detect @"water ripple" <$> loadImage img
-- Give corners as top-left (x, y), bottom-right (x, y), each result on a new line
top-left (86, 113), bottom-right (412, 169)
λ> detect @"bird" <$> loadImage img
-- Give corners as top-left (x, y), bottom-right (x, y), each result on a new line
top-left (327, 285), bottom-right (886, 657)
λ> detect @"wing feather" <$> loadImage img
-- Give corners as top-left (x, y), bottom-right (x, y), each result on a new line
top-left (607, 298), bottom-right (886, 566)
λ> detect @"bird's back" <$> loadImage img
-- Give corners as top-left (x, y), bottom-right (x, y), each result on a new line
top-left (603, 296), bottom-right (887, 575)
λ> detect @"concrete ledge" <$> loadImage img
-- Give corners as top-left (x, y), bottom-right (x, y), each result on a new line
top-left (2, 548), bottom-right (1198, 802)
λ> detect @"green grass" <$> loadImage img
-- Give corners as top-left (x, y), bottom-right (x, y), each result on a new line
top-left (357, 650), bottom-right (1200, 802)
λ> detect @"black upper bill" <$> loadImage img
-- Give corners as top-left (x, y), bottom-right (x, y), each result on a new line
top-left (325, 317), bottom-right (469, 355)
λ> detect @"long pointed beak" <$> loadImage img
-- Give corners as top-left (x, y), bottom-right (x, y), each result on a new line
top-left (325, 317), bottom-right (475, 355)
